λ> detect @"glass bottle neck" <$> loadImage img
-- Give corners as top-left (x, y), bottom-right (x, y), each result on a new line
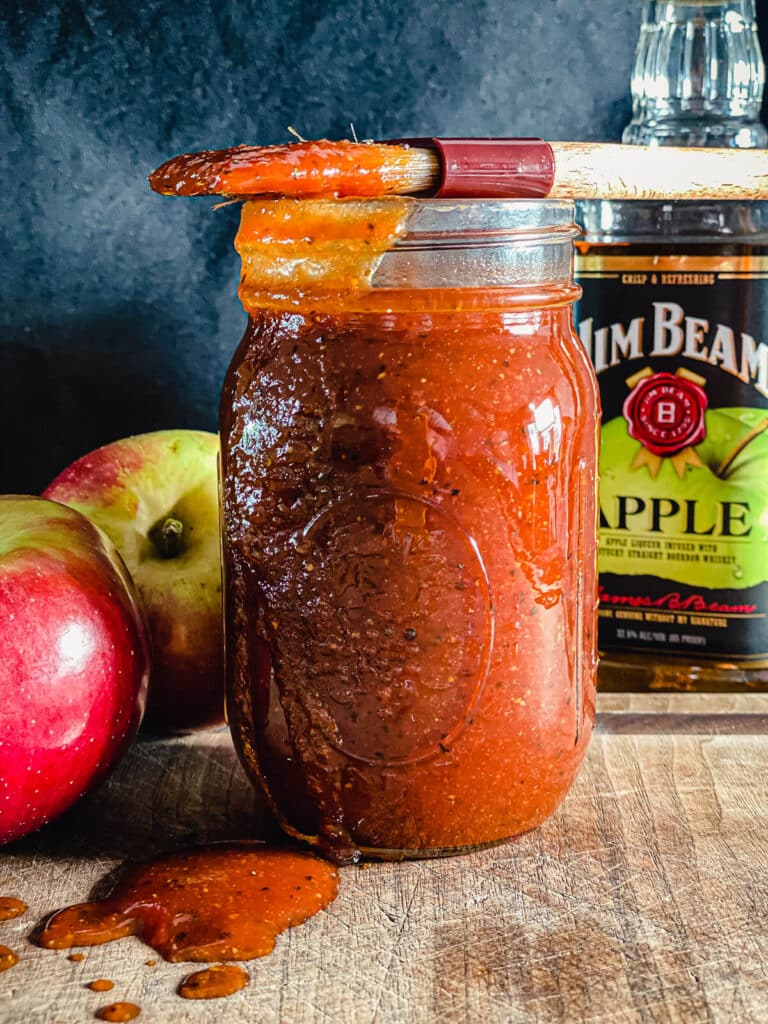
top-left (623, 0), bottom-right (767, 148)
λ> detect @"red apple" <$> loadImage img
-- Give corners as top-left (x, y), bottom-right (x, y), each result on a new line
top-left (0, 496), bottom-right (149, 845)
top-left (44, 430), bottom-right (223, 733)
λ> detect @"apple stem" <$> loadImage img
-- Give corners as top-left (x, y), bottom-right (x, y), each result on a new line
top-left (149, 516), bottom-right (185, 559)
top-left (716, 418), bottom-right (768, 479)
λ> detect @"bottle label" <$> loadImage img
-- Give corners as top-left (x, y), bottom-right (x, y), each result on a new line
top-left (575, 253), bottom-right (768, 660)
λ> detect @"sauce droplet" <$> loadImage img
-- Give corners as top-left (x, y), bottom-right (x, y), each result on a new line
top-left (88, 979), bottom-right (115, 992)
top-left (95, 1003), bottom-right (140, 1022)
top-left (68, 952), bottom-right (85, 962)
top-left (0, 945), bottom-right (18, 972)
top-left (0, 897), bottom-right (27, 921)
top-left (37, 845), bottom-right (339, 962)
top-left (178, 964), bottom-right (249, 1000)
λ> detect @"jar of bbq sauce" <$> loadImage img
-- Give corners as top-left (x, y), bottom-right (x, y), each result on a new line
top-left (220, 196), bottom-right (599, 863)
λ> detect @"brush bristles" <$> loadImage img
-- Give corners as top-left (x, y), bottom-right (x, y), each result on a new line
top-left (377, 147), bottom-right (442, 194)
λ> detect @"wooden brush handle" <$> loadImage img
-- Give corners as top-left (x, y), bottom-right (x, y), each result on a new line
top-left (549, 142), bottom-right (768, 201)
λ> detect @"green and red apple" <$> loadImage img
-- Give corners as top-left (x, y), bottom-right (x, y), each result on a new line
top-left (44, 430), bottom-right (223, 733)
top-left (0, 496), bottom-right (149, 844)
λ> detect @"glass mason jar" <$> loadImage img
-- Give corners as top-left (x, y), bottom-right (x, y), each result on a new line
top-left (220, 197), bottom-right (599, 863)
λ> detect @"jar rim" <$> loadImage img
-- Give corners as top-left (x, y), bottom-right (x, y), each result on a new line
top-left (258, 196), bottom-right (578, 242)
top-left (236, 196), bottom-right (578, 310)
top-left (389, 199), bottom-right (578, 252)
top-left (393, 197), bottom-right (577, 237)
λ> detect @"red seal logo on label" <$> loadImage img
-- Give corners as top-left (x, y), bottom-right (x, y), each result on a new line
top-left (622, 372), bottom-right (708, 456)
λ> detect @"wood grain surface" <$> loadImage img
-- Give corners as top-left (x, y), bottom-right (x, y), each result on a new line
top-left (1, 698), bottom-right (767, 1024)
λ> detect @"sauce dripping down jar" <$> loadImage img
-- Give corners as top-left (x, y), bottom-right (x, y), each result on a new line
top-left (220, 197), bottom-right (599, 862)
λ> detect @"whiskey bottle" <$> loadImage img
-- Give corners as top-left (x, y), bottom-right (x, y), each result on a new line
top-left (575, 0), bottom-right (768, 691)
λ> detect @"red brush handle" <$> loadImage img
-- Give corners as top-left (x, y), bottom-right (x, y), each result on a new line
top-left (393, 138), bottom-right (556, 198)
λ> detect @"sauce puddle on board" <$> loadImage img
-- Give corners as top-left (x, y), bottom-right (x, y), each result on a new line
top-left (37, 844), bottom-right (339, 962)
top-left (88, 979), bottom-right (115, 992)
top-left (178, 964), bottom-right (249, 1000)
top-left (95, 1003), bottom-right (140, 1022)
top-left (0, 945), bottom-right (18, 972)
top-left (0, 897), bottom-right (27, 921)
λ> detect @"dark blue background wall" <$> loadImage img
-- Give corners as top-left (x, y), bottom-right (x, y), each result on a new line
top-left (2, 0), bottom-right (768, 492)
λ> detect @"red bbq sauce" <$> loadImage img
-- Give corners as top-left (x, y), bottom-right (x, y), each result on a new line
top-left (0, 897), bottom-right (26, 921)
top-left (88, 979), bottom-right (115, 992)
top-left (178, 964), bottom-right (249, 999)
top-left (149, 139), bottom-right (424, 199)
top-left (148, 141), bottom-right (598, 864)
top-left (222, 197), bottom-right (598, 862)
top-left (95, 1003), bottom-right (140, 1022)
top-left (37, 845), bottom-right (339, 962)
top-left (0, 945), bottom-right (18, 972)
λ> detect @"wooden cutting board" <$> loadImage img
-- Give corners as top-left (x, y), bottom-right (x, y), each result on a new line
top-left (1, 694), bottom-right (767, 1024)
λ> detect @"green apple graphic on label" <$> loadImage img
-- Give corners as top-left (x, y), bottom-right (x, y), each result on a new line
top-left (600, 367), bottom-right (768, 590)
